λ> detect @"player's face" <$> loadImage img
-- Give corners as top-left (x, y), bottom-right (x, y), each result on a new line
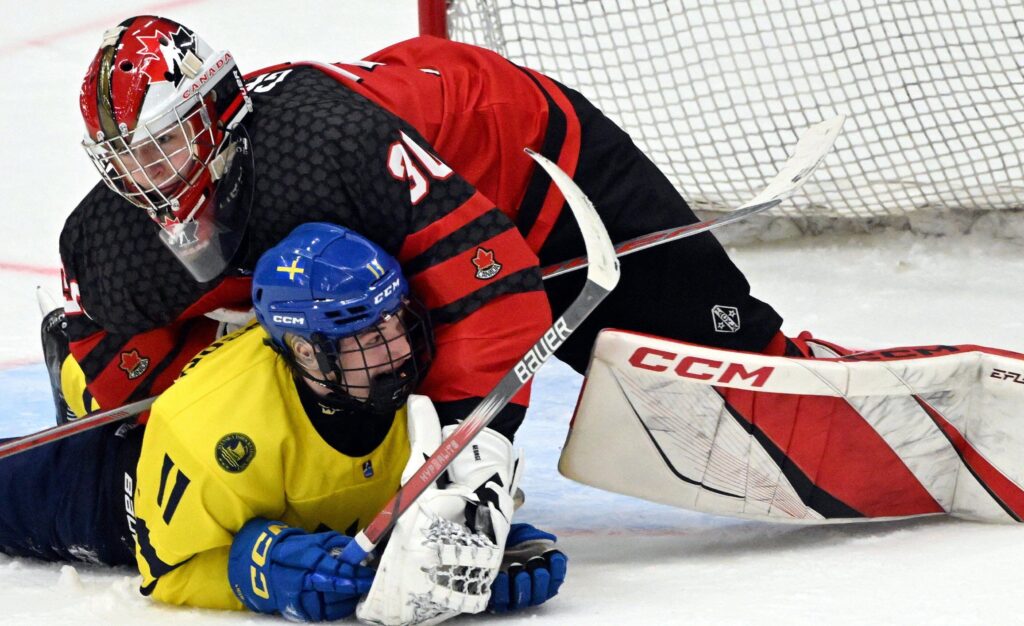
top-left (114, 123), bottom-right (196, 193)
top-left (336, 314), bottom-right (414, 400)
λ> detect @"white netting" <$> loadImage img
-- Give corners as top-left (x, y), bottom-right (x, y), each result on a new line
top-left (446, 0), bottom-right (1024, 239)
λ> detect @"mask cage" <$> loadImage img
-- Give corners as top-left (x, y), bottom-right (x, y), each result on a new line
top-left (82, 94), bottom-right (220, 223)
top-left (307, 297), bottom-right (434, 415)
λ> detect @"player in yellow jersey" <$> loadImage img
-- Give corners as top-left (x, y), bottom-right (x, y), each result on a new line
top-left (133, 222), bottom-right (567, 623)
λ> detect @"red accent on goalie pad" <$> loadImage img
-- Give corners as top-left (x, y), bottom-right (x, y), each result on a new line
top-left (915, 398), bottom-right (1024, 521)
top-left (720, 387), bottom-right (945, 518)
top-left (567, 329), bottom-right (1024, 522)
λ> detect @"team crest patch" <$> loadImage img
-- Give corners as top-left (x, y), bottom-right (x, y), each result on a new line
top-left (472, 247), bottom-right (502, 280)
top-left (362, 460), bottom-right (374, 478)
top-left (712, 305), bottom-right (741, 333)
top-left (215, 433), bottom-right (256, 473)
top-left (119, 349), bottom-right (150, 379)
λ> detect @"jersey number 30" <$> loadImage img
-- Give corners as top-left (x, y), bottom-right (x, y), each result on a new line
top-left (386, 131), bottom-right (453, 205)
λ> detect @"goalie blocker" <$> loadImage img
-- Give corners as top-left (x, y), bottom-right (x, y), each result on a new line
top-left (561, 329), bottom-right (1024, 523)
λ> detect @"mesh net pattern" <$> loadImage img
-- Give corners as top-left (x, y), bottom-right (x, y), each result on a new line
top-left (446, 0), bottom-right (1024, 238)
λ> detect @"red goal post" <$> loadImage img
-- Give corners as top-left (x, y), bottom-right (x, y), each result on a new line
top-left (417, 0), bottom-right (1024, 240)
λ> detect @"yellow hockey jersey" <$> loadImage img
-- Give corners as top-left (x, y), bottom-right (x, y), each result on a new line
top-left (133, 323), bottom-right (411, 609)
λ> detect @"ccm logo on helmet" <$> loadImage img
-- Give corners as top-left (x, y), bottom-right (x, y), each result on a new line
top-left (628, 347), bottom-right (774, 388)
top-left (372, 278), bottom-right (402, 305)
top-left (272, 314), bottom-right (307, 327)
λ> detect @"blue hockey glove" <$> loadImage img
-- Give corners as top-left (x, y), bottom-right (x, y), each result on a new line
top-left (228, 518), bottom-right (375, 621)
top-left (488, 522), bottom-right (568, 613)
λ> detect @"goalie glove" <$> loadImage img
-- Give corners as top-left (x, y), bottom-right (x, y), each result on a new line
top-left (444, 424), bottom-right (523, 552)
top-left (356, 486), bottom-right (504, 626)
top-left (357, 399), bottom-right (522, 626)
top-left (227, 518), bottom-right (375, 621)
top-left (488, 523), bottom-right (568, 613)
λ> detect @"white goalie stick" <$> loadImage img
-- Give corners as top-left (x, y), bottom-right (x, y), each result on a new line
top-left (0, 117), bottom-right (844, 462)
top-left (542, 115), bottom-right (845, 279)
top-left (340, 147), bottom-right (621, 564)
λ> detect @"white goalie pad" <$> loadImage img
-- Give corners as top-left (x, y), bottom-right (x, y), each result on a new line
top-left (559, 330), bottom-right (1024, 524)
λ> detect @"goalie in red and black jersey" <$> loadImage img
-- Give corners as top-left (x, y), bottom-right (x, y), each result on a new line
top-left (51, 15), bottom-right (785, 436)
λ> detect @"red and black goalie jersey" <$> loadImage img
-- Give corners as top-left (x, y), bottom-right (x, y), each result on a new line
top-left (60, 36), bottom-right (783, 435)
top-left (60, 37), bottom-right (561, 435)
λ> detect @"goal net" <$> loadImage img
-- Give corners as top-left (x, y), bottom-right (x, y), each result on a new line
top-left (420, 0), bottom-right (1024, 240)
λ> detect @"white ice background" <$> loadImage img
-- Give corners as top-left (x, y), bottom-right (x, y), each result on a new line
top-left (0, 1), bottom-right (1023, 625)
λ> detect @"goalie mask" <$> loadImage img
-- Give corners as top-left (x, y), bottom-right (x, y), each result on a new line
top-left (253, 223), bottom-right (433, 415)
top-left (79, 15), bottom-right (254, 282)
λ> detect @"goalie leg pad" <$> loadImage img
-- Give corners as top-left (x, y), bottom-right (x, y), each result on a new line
top-left (562, 329), bottom-right (1024, 524)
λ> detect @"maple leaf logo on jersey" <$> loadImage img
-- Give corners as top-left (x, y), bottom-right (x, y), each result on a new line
top-left (118, 349), bottom-right (150, 379)
top-left (472, 247), bottom-right (502, 280)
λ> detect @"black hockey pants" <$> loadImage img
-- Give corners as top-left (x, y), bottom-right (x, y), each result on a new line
top-left (539, 84), bottom-right (784, 373)
top-left (0, 422), bottom-right (142, 566)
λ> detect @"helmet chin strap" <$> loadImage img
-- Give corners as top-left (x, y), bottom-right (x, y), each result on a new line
top-left (207, 137), bottom-right (239, 182)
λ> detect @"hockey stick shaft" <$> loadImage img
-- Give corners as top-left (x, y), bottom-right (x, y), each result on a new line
top-left (341, 148), bottom-right (620, 563)
top-left (541, 115), bottom-right (845, 280)
top-left (0, 396), bottom-right (154, 460)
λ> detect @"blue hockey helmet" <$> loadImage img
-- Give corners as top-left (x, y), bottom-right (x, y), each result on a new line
top-left (252, 223), bottom-right (432, 413)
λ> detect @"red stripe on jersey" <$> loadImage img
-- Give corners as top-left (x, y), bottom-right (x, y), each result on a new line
top-left (69, 329), bottom-right (106, 363)
top-left (723, 387), bottom-right (945, 517)
top-left (360, 38), bottom-right (553, 225)
top-left (409, 229), bottom-right (541, 309)
top-left (68, 276), bottom-right (247, 410)
top-left (917, 397), bottom-right (1024, 519)
top-left (397, 193), bottom-right (495, 262)
top-left (86, 320), bottom-right (217, 408)
top-left (418, 290), bottom-right (551, 406)
top-left (178, 275), bottom-right (253, 320)
top-left (521, 69), bottom-right (582, 252)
